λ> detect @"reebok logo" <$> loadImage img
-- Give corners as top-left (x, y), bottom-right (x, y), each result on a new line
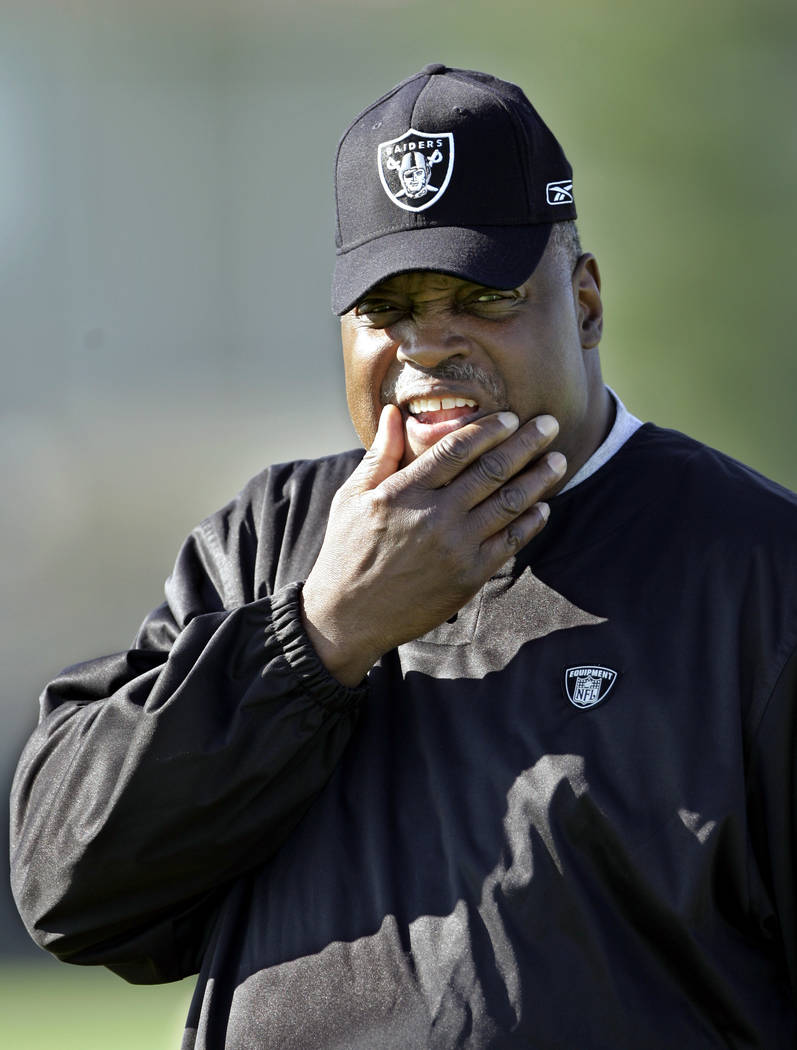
top-left (546, 180), bottom-right (573, 205)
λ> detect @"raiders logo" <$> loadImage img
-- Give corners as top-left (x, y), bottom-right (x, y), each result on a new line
top-left (377, 129), bottom-right (454, 212)
top-left (564, 666), bottom-right (619, 710)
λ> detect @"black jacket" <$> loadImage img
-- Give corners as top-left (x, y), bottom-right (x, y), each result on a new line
top-left (11, 424), bottom-right (797, 1048)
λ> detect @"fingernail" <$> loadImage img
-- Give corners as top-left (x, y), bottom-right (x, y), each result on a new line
top-left (537, 501), bottom-right (551, 522)
top-left (535, 414), bottom-right (558, 438)
top-left (547, 451), bottom-right (567, 475)
top-left (497, 411), bottom-right (519, 430)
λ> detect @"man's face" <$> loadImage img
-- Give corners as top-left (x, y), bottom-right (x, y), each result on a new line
top-left (340, 242), bottom-right (604, 472)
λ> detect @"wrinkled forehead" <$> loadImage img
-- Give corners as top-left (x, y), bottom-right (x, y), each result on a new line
top-left (366, 270), bottom-right (510, 297)
top-left (345, 246), bottom-right (562, 310)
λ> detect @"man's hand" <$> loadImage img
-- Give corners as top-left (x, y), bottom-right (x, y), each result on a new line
top-left (301, 404), bottom-right (566, 686)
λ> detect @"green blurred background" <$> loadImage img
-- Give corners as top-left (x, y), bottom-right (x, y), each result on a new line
top-left (2, 0), bottom-right (795, 1044)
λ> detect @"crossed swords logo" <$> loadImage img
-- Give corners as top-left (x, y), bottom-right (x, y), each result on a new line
top-left (377, 129), bottom-right (455, 213)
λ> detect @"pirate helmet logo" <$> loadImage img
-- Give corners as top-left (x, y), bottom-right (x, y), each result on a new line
top-left (377, 129), bottom-right (455, 212)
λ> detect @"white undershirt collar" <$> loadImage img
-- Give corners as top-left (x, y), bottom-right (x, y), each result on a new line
top-left (558, 388), bottom-right (642, 494)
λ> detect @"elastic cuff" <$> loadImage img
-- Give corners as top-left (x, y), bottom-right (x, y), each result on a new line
top-left (265, 581), bottom-right (367, 712)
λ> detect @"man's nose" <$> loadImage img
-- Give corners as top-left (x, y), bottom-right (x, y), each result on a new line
top-left (395, 320), bottom-right (471, 369)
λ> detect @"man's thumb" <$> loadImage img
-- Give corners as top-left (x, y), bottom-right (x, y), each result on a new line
top-left (356, 405), bottom-right (404, 490)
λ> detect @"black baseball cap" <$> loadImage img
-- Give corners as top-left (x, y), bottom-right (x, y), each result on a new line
top-left (331, 63), bottom-right (576, 315)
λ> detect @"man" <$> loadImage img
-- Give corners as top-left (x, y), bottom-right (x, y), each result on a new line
top-left (10, 65), bottom-right (797, 1049)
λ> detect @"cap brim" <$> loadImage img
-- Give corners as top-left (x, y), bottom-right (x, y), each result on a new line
top-left (331, 223), bottom-right (552, 315)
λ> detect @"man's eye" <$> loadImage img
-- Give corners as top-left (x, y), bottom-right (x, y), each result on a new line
top-left (467, 290), bottom-right (520, 312)
top-left (472, 289), bottom-right (519, 303)
top-left (353, 301), bottom-right (405, 327)
top-left (355, 301), bottom-right (398, 316)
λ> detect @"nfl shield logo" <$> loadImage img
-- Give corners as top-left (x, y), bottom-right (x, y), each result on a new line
top-left (564, 666), bottom-right (619, 710)
top-left (377, 129), bottom-right (455, 212)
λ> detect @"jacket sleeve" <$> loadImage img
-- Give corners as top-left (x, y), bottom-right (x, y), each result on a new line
top-left (9, 483), bottom-right (365, 984)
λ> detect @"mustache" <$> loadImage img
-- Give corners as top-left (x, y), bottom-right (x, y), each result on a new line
top-left (381, 362), bottom-right (505, 405)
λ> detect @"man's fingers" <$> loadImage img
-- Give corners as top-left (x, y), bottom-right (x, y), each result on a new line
top-left (457, 414), bottom-right (560, 509)
top-left (471, 449), bottom-right (567, 538)
top-left (470, 447), bottom-right (571, 554)
top-left (351, 405), bottom-right (405, 492)
top-left (478, 500), bottom-right (553, 569)
top-left (402, 411), bottom-right (521, 490)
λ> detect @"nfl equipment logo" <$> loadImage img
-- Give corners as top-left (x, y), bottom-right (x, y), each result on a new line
top-left (377, 129), bottom-right (455, 212)
top-left (564, 666), bottom-right (619, 710)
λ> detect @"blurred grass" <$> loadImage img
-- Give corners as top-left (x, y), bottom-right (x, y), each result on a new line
top-left (0, 961), bottom-right (194, 1049)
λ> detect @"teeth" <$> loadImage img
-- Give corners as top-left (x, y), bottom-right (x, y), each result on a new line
top-left (408, 396), bottom-right (476, 415)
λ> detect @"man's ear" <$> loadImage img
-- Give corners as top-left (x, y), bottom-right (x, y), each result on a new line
top-left (573, 253), bottom-right (603, 350)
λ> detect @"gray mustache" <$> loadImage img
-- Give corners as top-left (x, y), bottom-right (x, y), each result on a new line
top-left (382, 362), bottom-right (505, 405)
